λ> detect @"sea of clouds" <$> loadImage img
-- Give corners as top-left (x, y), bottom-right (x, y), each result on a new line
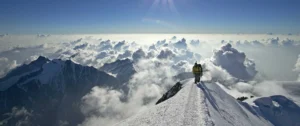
top-left (0, 34), bottom-right (300, 126)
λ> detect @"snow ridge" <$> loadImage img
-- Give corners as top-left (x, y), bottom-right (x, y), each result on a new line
top-left (115, 79), bottom-right (272, 126)
top-left (182, 81), bottom-right (211, 126)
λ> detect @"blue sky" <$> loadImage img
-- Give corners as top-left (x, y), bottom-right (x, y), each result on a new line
top-left (0, 0), bottom-right (299, 34)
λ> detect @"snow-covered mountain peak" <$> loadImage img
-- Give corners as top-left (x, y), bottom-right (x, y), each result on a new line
top-left (0, 56), bottom-right (121, 126)
top-left (0, 56), bottom-right (120, 92)
top-left (116, 79), bottom-right (300, 126)
top-left (5, 56), bottom-right (49, 78)
top-left (32, 56), bottom-right (50, 65)
top-left (0, 56), bottom-right (66, 91)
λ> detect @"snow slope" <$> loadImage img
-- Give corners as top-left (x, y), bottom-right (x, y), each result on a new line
top-left (116, 79), bottom-right (272, 126)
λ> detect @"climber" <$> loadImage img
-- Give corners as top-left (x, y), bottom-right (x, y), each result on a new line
top-left (192, 62), bottom-right (203, 84)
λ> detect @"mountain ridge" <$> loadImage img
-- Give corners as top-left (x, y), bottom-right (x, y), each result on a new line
top-left (0, 56), bottom-right (121, 126)
top-left (116, 79), bottom-right (300, 126)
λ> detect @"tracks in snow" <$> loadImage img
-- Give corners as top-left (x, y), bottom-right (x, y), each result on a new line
top-left (115, 80), bottom-right (215, 126)
top-left (183, 83), bottom-right (203, 125)
top-left (182, 82), bottom-right (214, 126)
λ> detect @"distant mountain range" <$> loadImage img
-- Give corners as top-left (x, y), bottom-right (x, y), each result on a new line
top-left (0, 56), bottom-right (122, 126)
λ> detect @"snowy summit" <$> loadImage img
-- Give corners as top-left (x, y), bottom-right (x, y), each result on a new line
top-left (116, 78), bottom-right (300, 126)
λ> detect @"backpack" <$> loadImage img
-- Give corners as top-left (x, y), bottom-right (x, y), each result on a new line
top-left (193, 64), bottom-right (202, 74)
top-left (197, 64), bottom-right (202, 72)
top-left (197, 64), bottom-right (202, 75)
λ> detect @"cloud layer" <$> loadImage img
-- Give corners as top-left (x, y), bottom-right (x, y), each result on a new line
top-left (294, 54), bottom-right (300, 81)
top-left (0, 34), bottom-right (300, 126)
top-left (211, 43), bottom-right (257, 80)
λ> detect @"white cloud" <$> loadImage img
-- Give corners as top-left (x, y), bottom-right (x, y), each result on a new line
top-left (250, 40), bottom-right (264, 46)
top-left (202, 60), bottom-right (238, 86)
top-left (99, 40), bottom-right (113, 51)
top-left (170, 36), bottom-right (177, 41)
top-left (117, 50), bottom-right (132, 59)
top-left (157, 49), bottom-right (175, 59)
top-left (211, 43), bottom-right (257, 80)
top-left (69, 38), bottom-right (83, 45)
top-left (146, 50), bottom-right (158, 59)
top-left (190, 39), bottom-right (200, 46)
top-left (74, 43), bottom-right (89, 50)
top-left (281, 38), bottom-right (297, 46)
top-left (1, 34), bottom-right (298, 81)
top-left (234, 37), bottom-right (300, 47)
top-left (37, 34), bottom-right (50, 38)
top-left (173, 38), bottom-right (187, 49)
top-left (234, 82), bottom-right (253, 93)
top-left (0, 57), bottom-right (18, 78)
top-left (294, 54), bottom-right (300, 81)
top-left (80, 58), bottom-right (177, 126)
top-left (96, 51), bottom-right (109, 59)
top-left (204, 58), bottom-right (300, 104)
top-left (81, 87), bottom-right (125, 118)
top-left (132, 49), bottom-right (146, 62)
top-left (266, 37), bottom-right (300, 46)
top-left (1, 34), bottom-right (299, 83)
top-left (1, 34), bottom-right (300, 125)
top-left (113, 40), bottom-right (126, 51)
top-left (172, 60), bottom-right (192, 73)
top-left (148, 44), bottom-right (157, 51)
top-left (266, 37), bottom-right (280, 45)
top-left (251, 81), bottom-right (296, 100)
top-left (155, 39), bottom-right (166, 47)
top-left (294, 54), bottom-right (300, 72)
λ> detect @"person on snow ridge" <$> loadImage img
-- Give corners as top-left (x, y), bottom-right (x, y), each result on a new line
top-left (192, 62), bottom-right (203, 84)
